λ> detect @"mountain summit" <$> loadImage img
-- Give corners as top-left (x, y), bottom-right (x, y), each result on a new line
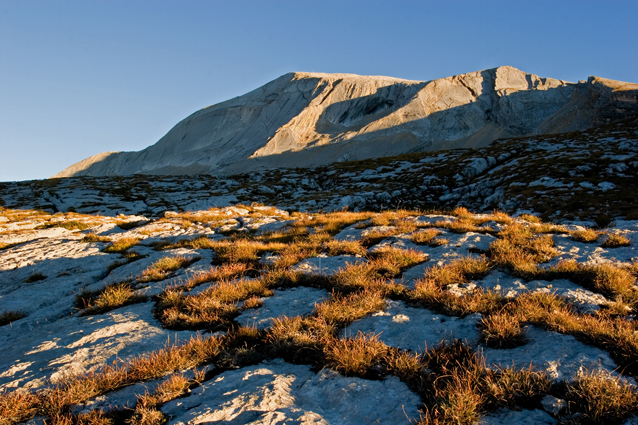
top-left (53, 66), bottom-right (638, 178)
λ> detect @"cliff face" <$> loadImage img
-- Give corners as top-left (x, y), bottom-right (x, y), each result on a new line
top-left (53, 66), bottom-right (638, 178)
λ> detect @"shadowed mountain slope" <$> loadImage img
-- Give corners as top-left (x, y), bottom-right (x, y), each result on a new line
top-left (53, 66), bottom-right (638, 177)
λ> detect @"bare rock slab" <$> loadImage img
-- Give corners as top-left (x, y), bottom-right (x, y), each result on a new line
top-left (161, 359), bottom-right (421, 424)
top-left (235, 287), bottom-right (330, 329)
top-left (342, 300), bottom-right (481, 352)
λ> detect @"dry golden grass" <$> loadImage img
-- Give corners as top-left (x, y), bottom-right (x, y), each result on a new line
top-left (601, 233), bottom-right (631, 248)
top-left (437, 217), bottom-right (495, 234)
top-left (182, 263), bottom-right (250, 290)
top-left (210, 239), bottom-right (287, 265)
top-left (269, 242), bottom-right (321, 269)
top-left (489, 223), bottom-right (558, 278)
top-left (103, 237), bottom-right (140, 253)
top-left (488, 211), bottom-right (514, 225)
top-left (540, 259), bottom-right (637, 299)
top-left (267, 316), bottom-right (334, 363)
top-left (518, 214), bottom-right (541, 223)
top-left (0, 335), bottom-right (223, 425)
top-left (515, 291), bottom-right (638, 374)
top-left (566, 369), bottom-right (638, 424)
top-left (571, 228), bottom-right (601, 243)
top-left (0, 389), bottom-right (39, 424)
top-left (371, 246), bottom-right (427, 273)
top-left (163, 235), bottom-right (218, 250)
top-left (295, 211), bottom-right (373, 236)
top-left (479, 312), bottom-right (526, 348)
top-left (322, 239), bottom-right (366, 256)
top-left (242, 295), bottom-right (263, 309)
top-left (158, 278), bottom-right (272, 330)
top-left (331, 262), bottom-right (380, 292)
top-left (78, 282), bottom-right (147, 315)
top-left (315, 289), bottom-right (385, 327)
top-left (410, 228), bottom-right (447, 246)
top-left (128, 371), bottom-right (202, 424)
top-left (5, 206), bottom-right (638, 423)
top-left (80, 233), bottom-right (112, 243)
top-left (138, 256), bottom-right (194, 283)
top-left (359, 226), bottom-right (401, 247)
top-left (324, 332), bottom-right (388, 377)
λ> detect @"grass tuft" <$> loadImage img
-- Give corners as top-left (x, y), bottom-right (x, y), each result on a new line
top-left (24, 272), bottom-right (46, 283)
top-left (601, 233), bottom-right (631, 248)
top-left (103, 237), bottom-right (140, 253)
top-left (0, 311), bottom-right (26, 327)
top-left (138, 256), bottom-right (195, 283)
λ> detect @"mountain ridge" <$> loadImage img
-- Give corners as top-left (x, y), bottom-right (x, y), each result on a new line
top-left (53, 66), bottom-right (638, 178)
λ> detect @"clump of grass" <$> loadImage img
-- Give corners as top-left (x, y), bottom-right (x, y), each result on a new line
top-left (452, 207), bottom-right (473, 219)
top-left (601, 233), bottom-right (631, 248)
top-left (543, 259), bottom-right (636, 299)
top-left (157, 278), bottom-right (272, 330)
top-left (514, 291), bottom-right (638, 374)
top-left (331, 262), bottom-right (382, 292)
top-left (359, 227), bottom-right (400, 248)
top-left (565, 369), bottom-right (638, 424)
top-left (116, 220), bottom-right (146, 230)
top-left (519, 214), bottom-right (541, 223)
top-left (410, 228), bottom-right (448, 246)
top-left (81, 233), bottom-right (112, 243)
top-left (571, 228), bottom-right (601, 243)
top-left (182, 263), bottom-right (250, 290)
top-left (322, 239), bottom-right (366, 256)
top-left (0, 389), bottom-right (39, 424)
top-left (242, 296), bottom-right (263, 309)
top-left (138, 256), bottom-right (195, 283)
top-left (24, 272), bottom-right (46, 283)
top-left (489, 223), bottom-right (558, 278)
top-left (160, 236), bottom-right (218, 250)
top-left (315, 289), bottom-right (385, 327)
top-left (103, 237), bottom-right (140, 253)
top-left (375, 246), bottom-right (427, 266)
top-left (211, 239), bottom-right (287, 265)
top-left (270, 242), bottom-right (321, 269)
top-left (324, 332), bottom-right (388, 377)
top-left (129, 372), bottom-right (199, 424)
top-left (36, 220), bottom-right (91, 231)
top-left (489, 211), bottom-right (514, 225)
top-left (479, 312), bottom-right (526, 348)
top-left (267, 316), bottom-right (333, 363)
top-left (78, 282), bottom-right (147, 315)
top-left (435, 218), bottom-right (493, 234)
top-left (0, 311), bottom-right (26, 326)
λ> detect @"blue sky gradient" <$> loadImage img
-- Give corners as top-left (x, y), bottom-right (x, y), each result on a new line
top-left (1, 0), bottom-right (637, 181)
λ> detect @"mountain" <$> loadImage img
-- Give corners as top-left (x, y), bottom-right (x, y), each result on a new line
top-left (53, 66), bottom-right (638, 178)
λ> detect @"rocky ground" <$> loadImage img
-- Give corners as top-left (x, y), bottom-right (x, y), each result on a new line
top-left (0, 205), bottom-right (637, 424)
top-left (2, 116), bottom-right (637, 227)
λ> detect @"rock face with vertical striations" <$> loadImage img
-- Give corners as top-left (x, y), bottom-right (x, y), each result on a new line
top-left (53, 66), bottom-right (638, 178)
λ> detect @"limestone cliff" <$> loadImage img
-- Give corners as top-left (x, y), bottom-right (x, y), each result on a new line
top-left (53, 66), bottom-right (638, 177)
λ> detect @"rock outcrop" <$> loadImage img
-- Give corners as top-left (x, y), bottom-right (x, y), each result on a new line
top-left (53, 66), bottom-right (638, 177)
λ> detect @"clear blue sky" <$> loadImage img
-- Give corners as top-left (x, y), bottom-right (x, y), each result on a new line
top-left (1, 0), bottom-right (637, 182)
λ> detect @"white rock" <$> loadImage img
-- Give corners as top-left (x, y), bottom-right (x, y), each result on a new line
top-left (161, 359), bottom-right (421, 424)
top-left (235, 287), bottom-right (330, 329)
top-left (343, 300), bottom-right (481, 352)
top-left (480, 326), bottom-right (619, 382)
top-left (478, 408), bottom-right (557, 425)
top-left (291, 255), bottom-right (366, 276)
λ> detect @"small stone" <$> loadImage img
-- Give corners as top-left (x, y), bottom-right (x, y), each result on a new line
top-left (541, 395), bottom-right (567, 416)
